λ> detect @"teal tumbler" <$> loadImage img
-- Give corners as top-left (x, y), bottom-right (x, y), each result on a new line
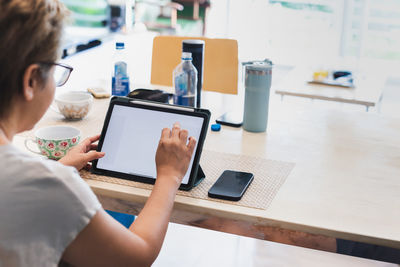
top-left (243, 60), bottom-right (273, 132)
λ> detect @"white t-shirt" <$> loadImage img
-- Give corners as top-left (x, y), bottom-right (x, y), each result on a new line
top-left (0, 144), bottom-right (102, 267)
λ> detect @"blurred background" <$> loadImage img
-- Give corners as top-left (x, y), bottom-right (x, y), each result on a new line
top-left (60, 0), bottom-right (400, 115)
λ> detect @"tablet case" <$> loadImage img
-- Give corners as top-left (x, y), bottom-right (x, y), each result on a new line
top-left (92, 96), bottom-right (210, 191)
top-left (127, 89), bottom-right (173, 104)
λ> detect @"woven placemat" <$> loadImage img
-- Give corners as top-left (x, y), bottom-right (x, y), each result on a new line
top-left (81, 150), bottom-right (295, 210)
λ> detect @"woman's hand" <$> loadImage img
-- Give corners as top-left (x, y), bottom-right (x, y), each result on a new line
top-left (155, 122), bottom-right (196, 187)
top-left (59, 134), bottom-right (105, 171)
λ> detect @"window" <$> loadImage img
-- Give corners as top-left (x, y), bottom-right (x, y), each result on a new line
top-left (342, 0), bottom-right (400, 61)
top-left (223, 0), bottom-right (343, 65)
top-left (61, 0), bottom-right (108, 27)
top-left (212, 0), bottom-right (400, 71)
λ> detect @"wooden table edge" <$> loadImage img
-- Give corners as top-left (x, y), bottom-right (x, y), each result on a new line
top-left (275, 90), bottom-right (376, 107)
top-left (86, 179), bottom-right (400, 250)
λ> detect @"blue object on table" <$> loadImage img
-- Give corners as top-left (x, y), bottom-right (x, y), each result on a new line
top-left (106, 210), bottom-right (135, 228)
top-left (211, 123), bottom-right (221, 131)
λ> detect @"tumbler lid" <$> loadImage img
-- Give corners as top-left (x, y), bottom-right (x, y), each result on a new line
top-left (182, 39), bottom-right (205, 48)
top-left (244, 59), bottom-right (273, 71)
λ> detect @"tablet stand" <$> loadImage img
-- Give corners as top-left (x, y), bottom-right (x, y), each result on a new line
top-left (193, 165), bottom-right (205, 187)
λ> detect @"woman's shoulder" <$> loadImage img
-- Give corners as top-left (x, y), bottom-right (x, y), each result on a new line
top-left (0, 145), bottom-right (101, 266)
top-left (0, 144), bottom-right (99, 207)
top-left (0, 143), bottom-right (76, 183)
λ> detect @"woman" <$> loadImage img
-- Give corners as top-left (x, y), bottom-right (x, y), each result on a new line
top-left (0, 0), bottom-right (196, 266)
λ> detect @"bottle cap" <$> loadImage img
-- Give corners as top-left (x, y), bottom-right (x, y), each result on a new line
top-left (211, 123), bottom-right (221, 131)
top-left (181, 52), bottom-right (192, 60)
top-left (116, 42), bottom-right (125, 49)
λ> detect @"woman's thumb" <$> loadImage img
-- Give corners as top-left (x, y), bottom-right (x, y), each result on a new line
top-left (85, 151), bottom-right (105, 161)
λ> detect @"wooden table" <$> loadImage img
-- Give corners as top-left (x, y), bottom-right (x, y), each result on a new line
top-left (78, 97), bottom-right (400, 250)
top-left (275, 67), bottom-right (386, 111)
top-left (13, 91), bottom-right (400, 252)
top-left (13, 32), bottom-right (400, 252)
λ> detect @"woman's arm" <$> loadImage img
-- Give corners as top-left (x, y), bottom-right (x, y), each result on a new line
top-left (61, 123), bottom-right (196, 267)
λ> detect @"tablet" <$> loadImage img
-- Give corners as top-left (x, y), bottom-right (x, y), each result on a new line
top-left (92, 97), bottom-right (210, 190)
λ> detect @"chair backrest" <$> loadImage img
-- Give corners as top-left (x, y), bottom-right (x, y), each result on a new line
top-left (151, 36), bottom-right (238, 94)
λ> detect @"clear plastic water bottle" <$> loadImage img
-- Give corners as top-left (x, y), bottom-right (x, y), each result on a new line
top-left (112, 42), bottom-right (130, 96)
top-left (173, 52), bottom-right (198, 107)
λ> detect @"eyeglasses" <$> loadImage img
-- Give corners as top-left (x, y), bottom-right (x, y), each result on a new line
top-left (39, 62), bottom-right (73, 87)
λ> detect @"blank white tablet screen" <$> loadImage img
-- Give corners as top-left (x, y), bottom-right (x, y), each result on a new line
top-left (97, 104), bottom-right (204, 185)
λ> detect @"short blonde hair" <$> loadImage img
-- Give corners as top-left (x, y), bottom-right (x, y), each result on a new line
top-left (0, 0), bottom-right (68, 119)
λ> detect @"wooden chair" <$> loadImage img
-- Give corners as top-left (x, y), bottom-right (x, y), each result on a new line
top-left (151, 35), bottom-right (238, 94)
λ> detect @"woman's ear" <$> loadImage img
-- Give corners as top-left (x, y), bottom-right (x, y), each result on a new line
top-left (22, 64), bottom-right (41, 101)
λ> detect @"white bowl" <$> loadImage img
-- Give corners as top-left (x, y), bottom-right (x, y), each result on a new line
top-left (55, 92), bottom-right (93, 120)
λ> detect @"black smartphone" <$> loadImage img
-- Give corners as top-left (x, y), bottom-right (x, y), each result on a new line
top-left (216, 112), bottom-right (243, 127)
top-left (208, 170), bottom-right (254, 201)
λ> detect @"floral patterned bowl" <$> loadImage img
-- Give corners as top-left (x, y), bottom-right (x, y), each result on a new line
top-left (24, 126), bottom-right (81, 160)
top-left (54, 92), bottom-right (93, 120)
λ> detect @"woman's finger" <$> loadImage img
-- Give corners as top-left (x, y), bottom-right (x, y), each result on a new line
top-left (88, 134), bottom-right (101, 143)
top-left (179, 129), bottom-right (188, 143)
top-left (81, 134), bottom-right (99, 145)
top-left (161, 127), bottom-right (171, 139)
top-left (81, 135), bottom-right (101, 151)
top-left (80, 137), bottom-right (92, 147)
top-left (187, 137), bottom-right (197, 155)
top-left (84, 151), bottom-right (105, 162)
top-left (171, 122), bottom-right (180, 138)
top-left (90, 144), bottom-right (98, 151)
